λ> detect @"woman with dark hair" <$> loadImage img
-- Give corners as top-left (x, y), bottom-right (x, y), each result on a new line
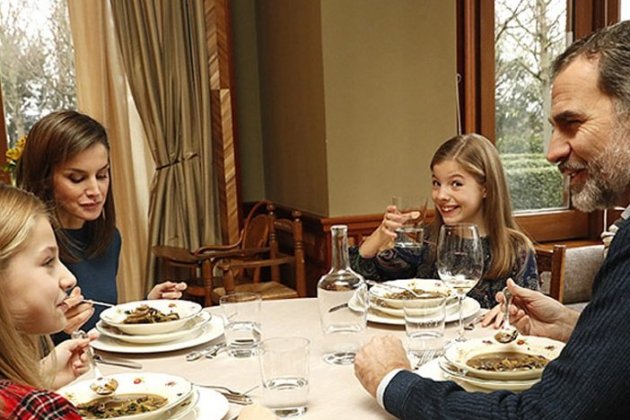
top-left (17, 110), bottom-right (186, 337)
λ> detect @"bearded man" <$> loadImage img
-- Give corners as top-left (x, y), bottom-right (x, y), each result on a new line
top-left (354, 20), bottom-right (630, 420)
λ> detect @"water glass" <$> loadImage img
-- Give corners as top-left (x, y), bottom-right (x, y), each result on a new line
top-left (403, 292), bottom-right (447, 369)
top-left (259, 337), bottom-right (310, 417)
top-left (391, 196), bottom-right (427, 249)
top-left (219, 292), bottom-right (262, 358)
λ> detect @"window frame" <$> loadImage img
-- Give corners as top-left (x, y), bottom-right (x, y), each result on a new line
top-left (456, 0), bottom-right (619, 242)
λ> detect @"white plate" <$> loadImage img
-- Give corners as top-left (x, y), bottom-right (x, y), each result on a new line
top-left (100, 300), bottom-right (203, 335)
top-left (167, 387), bottom-right (230, 420)
top-left (369, 279), bottom-right (456, 309)
top-left (91, 313), bottom-right (224, 354)
top-left (415, 358), bottom-right (537, 393)
top-left (59, 372), bottom-right (193, 420)
top-left (163, 388), bottom-right (199, 420)
top-left (443, 335), bottom-right (564, 381)
top-left (369, 296), bottom-right (459, 317)
top-left (437, 357), bottom-right (538, 391)
top-left (96, 311), bottom-right (212, 344)
top-left (364, 297), bottom-right (480, 326)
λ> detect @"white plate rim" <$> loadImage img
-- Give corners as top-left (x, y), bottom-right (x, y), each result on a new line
top-left (91, 312), bottom-right (224, 354)
top-left (369, 279), bottom-right (455, 308)
top-left (443, 335), bottom-right (565, 381)
top-left (365, 296), bottom-right (481, 325)
top-left (99, 299), bottom-right (203, 335)
top-left (59, 372), bottom-right (193, 419)
top-left (369, 296), bottom-right (459, 317)
top-left (96, 311), bottom-right (212, 344)
top-left (189, 386), bottom-right (230, 420)
top-left (437, 357), bottom-right (539, 391)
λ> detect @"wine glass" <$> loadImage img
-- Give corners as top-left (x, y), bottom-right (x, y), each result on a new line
top-left (436, 223), bottom-right (484, 342)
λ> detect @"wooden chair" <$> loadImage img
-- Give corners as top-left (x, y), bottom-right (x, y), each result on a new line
top-left (152, 200), bottom-right (273, 307)
top-left (152, 245), bottom-right (208, 305)
top-left (535, 244), bottom-right (567, 302)
top-left (212, 204), bottom-right (307, 301)
top-left (536, 243), bottom-right (604, 309)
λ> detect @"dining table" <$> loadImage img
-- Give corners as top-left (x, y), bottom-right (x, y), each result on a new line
top-left (84, 297), bottom-right (491, 419)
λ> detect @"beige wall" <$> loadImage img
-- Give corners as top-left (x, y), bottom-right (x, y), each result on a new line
top-left (233, 0), bottom-right (457, 217)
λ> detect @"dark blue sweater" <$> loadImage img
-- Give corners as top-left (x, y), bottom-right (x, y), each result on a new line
top-left (383, 218), bottom-right (630, 419)
top-left (52, 227), bottom-right (120, 344)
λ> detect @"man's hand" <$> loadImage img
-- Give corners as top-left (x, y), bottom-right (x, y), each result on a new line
top-left (495, 279), bottom-right (579, 342)
top-left (354, 335), bottom-right (410, 397)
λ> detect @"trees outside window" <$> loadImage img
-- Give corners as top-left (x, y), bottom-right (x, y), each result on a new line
top-left (494, 0), bottom-right (567, 211)
top-left (0, 0), bottom-right (76, 150)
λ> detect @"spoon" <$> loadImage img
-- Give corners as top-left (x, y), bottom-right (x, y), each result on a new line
top-left (494, 287), bottom-right (519, 344)
top-left (71, 331), bottom-right (119, 395)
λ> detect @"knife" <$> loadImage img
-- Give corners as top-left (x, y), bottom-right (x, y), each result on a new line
top-left (93, 354), bottom-right (143, 369)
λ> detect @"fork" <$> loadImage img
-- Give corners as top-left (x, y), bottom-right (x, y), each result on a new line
top-left (185, 343), bottom-right (226, 361)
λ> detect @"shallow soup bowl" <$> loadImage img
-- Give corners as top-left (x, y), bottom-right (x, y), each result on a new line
top-left (444, 336), bottom-right (565, 381)
top-left (59, 372), bottom-right (193, 420)
top-left (369, 279), bottom-right (455, 310)
top-left (99, 300), bottom-right (202, 335)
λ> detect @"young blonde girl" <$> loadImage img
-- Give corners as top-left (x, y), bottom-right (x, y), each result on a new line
top-left (0, 184), bottom-right (90, 418)
top-left (350, 133), bottom-right (538, 308)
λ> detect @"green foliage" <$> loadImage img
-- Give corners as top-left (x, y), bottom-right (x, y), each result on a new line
top-left (501, 153), bottom-right (564, 210)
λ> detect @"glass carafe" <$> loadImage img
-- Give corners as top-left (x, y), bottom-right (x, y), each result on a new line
top-left (317, 225), bottom-right (368, 365)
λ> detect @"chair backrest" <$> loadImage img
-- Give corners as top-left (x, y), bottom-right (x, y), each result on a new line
top-left (268, 205), bottom-right (307, 297)
top-left (536, 244), bottom-right (604, 305)
top-left (240, 200), bottom-right (272, 250)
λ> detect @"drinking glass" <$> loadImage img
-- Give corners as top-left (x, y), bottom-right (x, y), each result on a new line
top-left (403, 290), bottom-right (447, 368)
top-left (259, 337), bottom-right (310, 417)
top-left (391, 196), bottom-right (428, 249)
top-left (220, 292), bottom-right (262, 357)
top-left (436, 223), bottom-right (484, 342)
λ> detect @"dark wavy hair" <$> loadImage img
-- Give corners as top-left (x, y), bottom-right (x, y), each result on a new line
top-left (553, 20), bottom-right (630, 118)
top-left (16, 110), bottom-right (116, 262)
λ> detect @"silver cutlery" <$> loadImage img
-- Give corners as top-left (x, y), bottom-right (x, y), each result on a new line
top-left (185, 343), bottom-right (226, 361)
top-left (192, 384), bottom-right (256, 405)
top-left (93, 354), bottom-right (142, 369)
top-left (495, 286), bottom-right (519, 344)
top-left (71, 330), bottom-right (118, 395)
top-left (86, 299), bottom-right (116, 308)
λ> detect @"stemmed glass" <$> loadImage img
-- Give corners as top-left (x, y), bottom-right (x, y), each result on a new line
top-left (436, 223), bottom-right (484, 342)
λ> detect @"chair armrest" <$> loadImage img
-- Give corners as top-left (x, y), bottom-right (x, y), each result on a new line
top-left (195, 243), bottom-right (241, 254)
top-left (217, 255), bottom-right (295, 271)
top-left (195, 247), bottom-right (271, 261)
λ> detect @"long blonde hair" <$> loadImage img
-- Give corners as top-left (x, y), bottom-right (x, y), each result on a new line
top-left (0, 184), bottom-right (52, 388)
top-left (429, 134), bottom-right (533, 279)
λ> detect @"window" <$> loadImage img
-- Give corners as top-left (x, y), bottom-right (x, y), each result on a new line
top-left (494, 0), bottom-right (567, 211)
top-left (0, 0), bottom-right (76, 181)
top-left (458, 0), bottom-right (619, 242)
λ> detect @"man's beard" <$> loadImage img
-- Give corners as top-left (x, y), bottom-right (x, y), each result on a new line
top-left (570, 125), bottom-right (630, 212)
